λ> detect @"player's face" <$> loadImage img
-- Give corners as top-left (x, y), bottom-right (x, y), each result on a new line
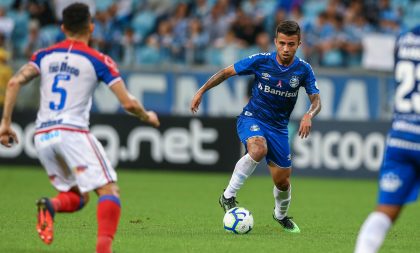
top-left (274, 33), bottom-right (300, 66)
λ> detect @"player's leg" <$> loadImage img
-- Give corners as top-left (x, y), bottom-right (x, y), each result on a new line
top-left (355, 146), bottom-right (419, 253)
top-left (57, 131), bottom-right (119, 253)
top-left (220, 116), bottom-right (266, 211)
top-left (95, 183), bottom-right (121, 253)
top-left (269, 163), bottom-right (300, 233)
top-left (34, 131), bottom-right (85, 245)
top-left (265, 127), bottom-right (299, 232)
top-left (74, 132), bottom-right (120, 253)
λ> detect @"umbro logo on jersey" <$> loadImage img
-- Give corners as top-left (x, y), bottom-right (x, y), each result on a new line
top-left (250, 124), bottom-right (260, 131)
top-left (262, 72), bottom-right (271, 80)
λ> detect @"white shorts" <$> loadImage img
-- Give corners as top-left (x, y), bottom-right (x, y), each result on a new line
top-left (34, 128), bottom-right (117, 193)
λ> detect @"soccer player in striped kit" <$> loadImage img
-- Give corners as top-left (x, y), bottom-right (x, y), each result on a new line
top-left (355, 25), bottom-right (420, 253)
top-left (0, 3), bottom-right (159, 253)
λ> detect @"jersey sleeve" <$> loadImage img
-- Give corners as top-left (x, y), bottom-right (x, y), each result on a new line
top-left (303, 64), bottom-right (319, 95)
top-left (95, 54), bottom-right (122, 86)
top-left (233, 54), bottom-right (261, 75)
top-left (29, 49), bottom-right (44, 72)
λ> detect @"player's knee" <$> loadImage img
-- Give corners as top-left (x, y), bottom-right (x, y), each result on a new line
top-left (274, 179), bottom-right (290, 191)
top-left (247, 139), bottom-right (267, 161)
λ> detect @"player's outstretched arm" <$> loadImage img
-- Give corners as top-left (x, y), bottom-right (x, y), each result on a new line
top-left (110, 80), bottom-right (160, 128)
top-left (0, 63), bottom-right (39, 147)
top-left (298, 93), bottom-right (321, 139)
top-left (190, 65), bottom-right (237, 113)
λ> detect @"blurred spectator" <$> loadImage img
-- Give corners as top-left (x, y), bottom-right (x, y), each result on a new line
top-left (185, 18), bottom-right (209, 65)
top-left (319, 14), bottom-right (347, 67)
top-left (142, 19), bottom-right (174, 64)
top-left (231, 8), bottom-right (264, 47)
top-left (214, 28), bottom-right (244, 66)
top-left (28, 0), bottom-right (56, 26)
top-left (91, 9), bottom-right (112, 54)
top-left (120, 26), bottom-right (140, 67)
top-left (23, 20), bottom-right (49, 59)
top-left (0, 47), bottom-right (13, 110)
top-left (192, 0), bottom-right (211, 19)
top-left (0, 0), bottom-right (410, 68)
top-left (203, 0), bottom-right (235, 46)
top-left (169, 2), bottom-right (190, 63)
top-left (0, 7), bottom-right (15, 38)
top-left (255, 31), bottom-right (275, 52)
top-left (241, 0), bottom-right (265, 25)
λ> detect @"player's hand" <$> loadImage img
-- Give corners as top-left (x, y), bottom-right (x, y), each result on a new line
top-left (0, 124), bottom-right (19, 147)
top-left (190, 92), bottom-right (202, 114)
top-left (298, 113), bottom-right (312, 139)
top-left (145, 111), bottom-right (160, 128)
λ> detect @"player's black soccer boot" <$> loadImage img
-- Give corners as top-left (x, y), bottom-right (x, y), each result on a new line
top-left (272, 211), bottom-right (300, 233)
top-left (219, 190), bottom-right (238, 212)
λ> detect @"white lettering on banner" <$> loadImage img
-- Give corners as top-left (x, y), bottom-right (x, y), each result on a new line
top-left (123, 119), bottom-right (218, 165)
top-left (174, 76), bottom-right (202, 115)
top-left (129, 74), bottom-right (166, 106)
top-left (0, 119), bottom-right (219, 167)
top-left (24, 123), bottom-right (37, 159)
top-left (293, 131), bottom-right (384, 172)
top-left (316, 79), bottom-right (334, 120)
top-left (125, 129), bottom-right (162, 162)
top-left (91, 125), bottom-right (120, 167)
top-left (0, 123), bottom-right (24, 157)
top-left (336, 81), bottom-right (369, 120)
top-left (164, 128), bottom-right (190, 163)
top-left (208, 78), bottom-right (247, 115)
top-left (190, 119), bottom-right (218, 163)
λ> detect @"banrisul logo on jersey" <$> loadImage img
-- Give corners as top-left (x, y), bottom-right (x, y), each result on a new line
top-left (259, 83), bottom-right (298, 97)
top-left (289, 76), bottom-right (299, 88)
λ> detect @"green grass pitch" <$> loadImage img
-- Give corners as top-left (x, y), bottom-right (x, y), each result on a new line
top-left (0, 166), bottom-right (419, 253)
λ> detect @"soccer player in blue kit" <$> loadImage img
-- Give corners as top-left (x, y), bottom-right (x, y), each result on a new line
top-left (191, 20), bottom-right (321, 233)
top-left (355, 25), bottom-right (420, 253)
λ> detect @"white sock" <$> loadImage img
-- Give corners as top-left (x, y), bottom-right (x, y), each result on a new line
top-left (273, 185), bottom-right (291, 220)
top-left (354, 212), bottom-right (392, 253)
top-left (224, 154), bottom-right (259, 198)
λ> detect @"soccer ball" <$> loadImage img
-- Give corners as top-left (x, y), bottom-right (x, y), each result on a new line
top-left (223, 207), bottom-right (254, 234)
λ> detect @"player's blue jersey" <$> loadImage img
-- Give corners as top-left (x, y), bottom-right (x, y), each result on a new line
top-left (377, 25), bottom-right (420, 206)
top-left (389, 25), bottom-right (420, 147)
top-left (234, 52), bottom-right (319, 128)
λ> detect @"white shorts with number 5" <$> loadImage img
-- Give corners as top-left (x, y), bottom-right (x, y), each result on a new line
top-left (34, 128), bottom-right (117, 193)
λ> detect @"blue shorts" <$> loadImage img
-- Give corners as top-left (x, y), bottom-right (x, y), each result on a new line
top-left (378, 144), bottom-right (420, 206)
top-left (236, 116), bottom-right (291, 168)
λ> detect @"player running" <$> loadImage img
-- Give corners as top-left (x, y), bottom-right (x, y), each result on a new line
top-left (355, 25), bottom-right (420, 253)
top-left (191, 20), bottom-right (321, 233)
top-left (0, 3), bottom-right (159, 253)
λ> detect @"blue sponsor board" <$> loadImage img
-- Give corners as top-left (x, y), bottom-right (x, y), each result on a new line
top-left (91, 70), bottom-right (392, 120)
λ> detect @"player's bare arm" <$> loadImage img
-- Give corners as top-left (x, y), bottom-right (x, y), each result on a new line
top-left (190, 65), bottom-right (237, 113)
top-left (0, 64), bottom-right (39, 147)
top-left (298, 93), bottom-right (321, 139)
top-left (110, 80), bottom-right (160, 128)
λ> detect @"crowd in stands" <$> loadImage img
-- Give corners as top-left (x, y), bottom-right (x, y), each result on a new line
top-left (0, 0), bottom-right (419, 69)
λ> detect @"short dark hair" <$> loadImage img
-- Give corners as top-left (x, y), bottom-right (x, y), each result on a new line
top-left (62, 3), bottom-right (91, 34)
top-left (275, 20), bottom-right (301, 41)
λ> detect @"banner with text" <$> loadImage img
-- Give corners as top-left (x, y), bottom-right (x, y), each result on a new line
top-left (0, 112), bottom-right (390, 178)
top-left (92, 70), bottom-right (392, 120)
